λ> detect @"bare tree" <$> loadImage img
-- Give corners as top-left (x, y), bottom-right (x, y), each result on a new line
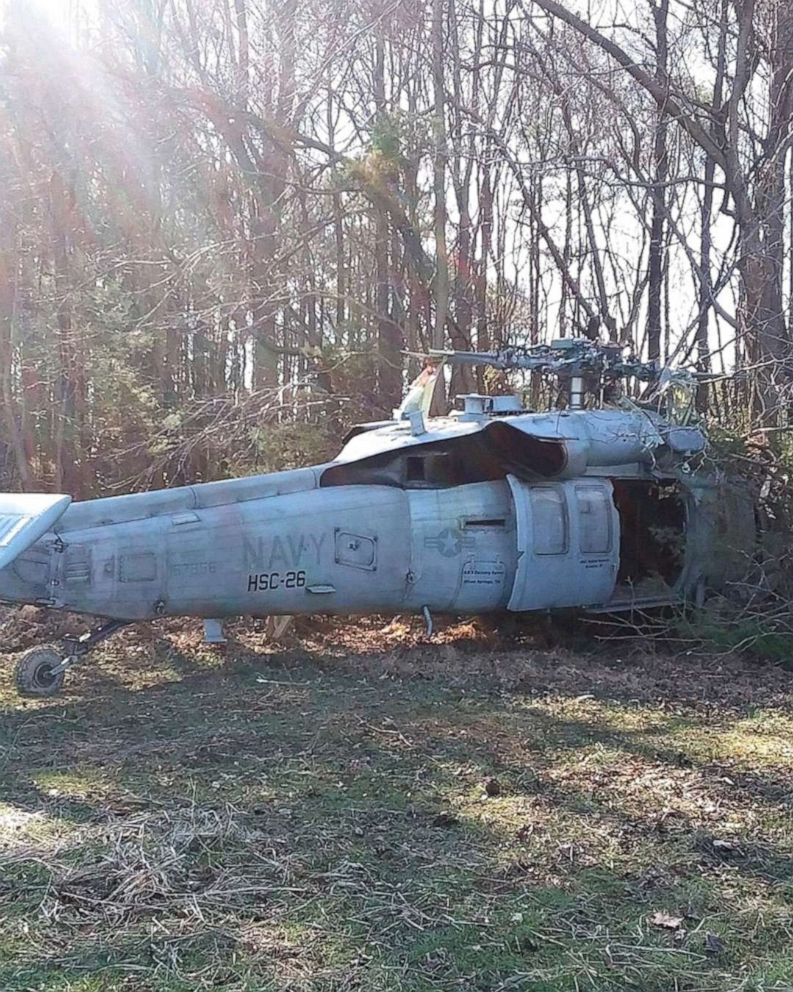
top-left (532, 0), bottom-right (793, 418)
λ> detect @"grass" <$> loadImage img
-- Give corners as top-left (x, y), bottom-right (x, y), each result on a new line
top-left (1, 614), bottom-right (793, 990)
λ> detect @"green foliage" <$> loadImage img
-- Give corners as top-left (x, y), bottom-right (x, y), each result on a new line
top-left (370, 111), bottom-right (427, 168)
top-left (347, 111), bottom-right (427, 190)
top-left (705, 424), bottom-right (752, 460)
top-left (247, 420), bottom-right (337, 474)
top-left (370, 114), bottom-right (406, 165)
top-left (678, 610), bottom-right (793, 665)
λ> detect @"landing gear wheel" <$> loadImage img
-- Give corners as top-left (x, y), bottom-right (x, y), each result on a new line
top-left (15, 646), bottom-right (65, 697)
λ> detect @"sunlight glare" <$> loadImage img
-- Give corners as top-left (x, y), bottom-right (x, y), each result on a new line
top-left (16, 0), bottom-right (95, 36)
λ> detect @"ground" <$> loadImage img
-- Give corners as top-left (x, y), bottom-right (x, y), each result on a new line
top-left (1, 615), bottom-right (793, 992)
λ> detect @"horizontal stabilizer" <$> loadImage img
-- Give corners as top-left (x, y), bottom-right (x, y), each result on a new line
top-left (0, 493), bottom-right (71, 571)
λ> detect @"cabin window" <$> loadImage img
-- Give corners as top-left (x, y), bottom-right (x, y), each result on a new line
top-left (531, 487), bottom-right (567, 555)
top-left (576, 486), bottom-right (612, 554)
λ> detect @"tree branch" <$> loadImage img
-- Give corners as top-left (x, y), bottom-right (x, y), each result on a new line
top-left (528, 0), bottom-right (728, 170)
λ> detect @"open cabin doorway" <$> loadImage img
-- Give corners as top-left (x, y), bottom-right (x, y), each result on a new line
top-left (609, 480), bottom-right (687, 606)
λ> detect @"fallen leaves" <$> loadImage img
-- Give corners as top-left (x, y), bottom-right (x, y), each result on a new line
top-left (649, 912), bottom-right (727, 957)
top-left (650, 911), bottom-right (685, 930)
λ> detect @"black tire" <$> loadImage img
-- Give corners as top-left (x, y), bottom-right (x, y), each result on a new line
top-left (15, 646), bottom-right (65, 697)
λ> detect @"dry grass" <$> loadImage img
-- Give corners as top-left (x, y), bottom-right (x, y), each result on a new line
top-left (1, 614), bottom-right (793, 990)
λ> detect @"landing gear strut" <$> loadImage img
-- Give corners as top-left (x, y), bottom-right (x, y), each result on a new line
top-left (15, 620), bottom-right (130, 697)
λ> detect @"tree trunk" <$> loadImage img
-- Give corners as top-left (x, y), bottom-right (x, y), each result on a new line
top-left (695, 0), bottom-right (728, 411)
top-left (646, 0), bottom-right (669, 362)
top-left (0, 218), bottom-right (33, 490)
top-left (432, 0), bottom-right (449, 351)
top-left (373, 31), bottom-right (402, 410)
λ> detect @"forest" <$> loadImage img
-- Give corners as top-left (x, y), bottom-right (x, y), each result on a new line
top-left (0, 0), bottom-right (791, 496)
top-left (4, 6), bottom-right (793, 991)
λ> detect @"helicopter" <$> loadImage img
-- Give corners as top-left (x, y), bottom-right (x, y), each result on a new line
top-left (0, 338), bottom-right (756, 696)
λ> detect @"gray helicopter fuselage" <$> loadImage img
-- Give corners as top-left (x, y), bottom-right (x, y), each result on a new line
top-left (0, 403), bottom-right (755, 622)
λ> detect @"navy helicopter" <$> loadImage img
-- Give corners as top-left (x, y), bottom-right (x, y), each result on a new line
top-left (0, 338), bottom-right (755, 695)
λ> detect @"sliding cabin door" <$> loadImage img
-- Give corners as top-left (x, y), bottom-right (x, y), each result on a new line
top-left (506, 477), bottom-right (619, 611)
